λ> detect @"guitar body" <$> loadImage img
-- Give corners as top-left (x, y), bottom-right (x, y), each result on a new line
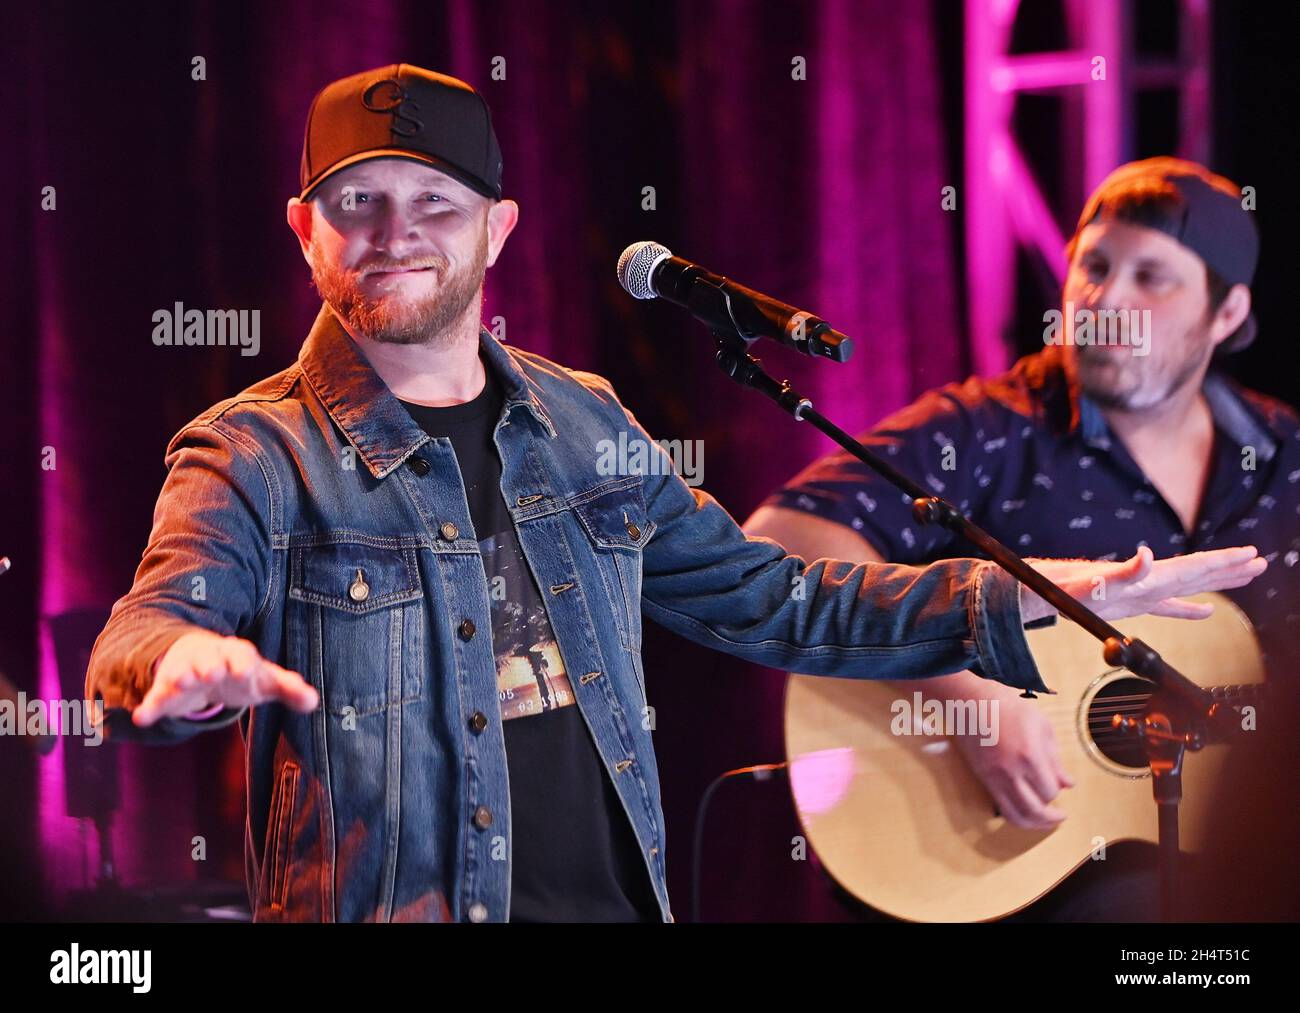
top-left (783, 592), bottom-right (1265, 922)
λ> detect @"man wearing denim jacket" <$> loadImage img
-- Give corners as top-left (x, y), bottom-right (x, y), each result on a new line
top-left (85, 65), bottom-right (1266, 923)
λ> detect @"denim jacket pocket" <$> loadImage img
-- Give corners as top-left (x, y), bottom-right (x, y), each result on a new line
top-left (288, 538), bottom-right (424, 717)
top-left (571, 478), bottom-right (655, 655)
top-left (268, 759), bottom-right (300, 912)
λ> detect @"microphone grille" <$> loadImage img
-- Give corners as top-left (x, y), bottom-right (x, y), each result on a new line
top-left (616, 241), bottom-right (672, 300)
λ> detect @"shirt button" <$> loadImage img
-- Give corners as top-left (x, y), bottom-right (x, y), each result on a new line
top-left (473, 805), bottom-right (493, 829)
top-left (408, 457), bottom-right (430, 476)
top-left (459, 619), bottom-right (476, 640)
top-left (626, 521), bottom-right (641, 540)
top-left (439, 521), bottom-right (459, 540)
top-left (469, 711), bottom-right (488, 734)
top-left (467, 902), bottom-right (488, 923)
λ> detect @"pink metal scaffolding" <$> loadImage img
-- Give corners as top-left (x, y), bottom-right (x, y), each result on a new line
top-left (964, 0), bottom-right (1213, 373)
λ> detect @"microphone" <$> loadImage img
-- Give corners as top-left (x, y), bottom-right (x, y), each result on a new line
top-left (616, 241), bottom-right (852, 362)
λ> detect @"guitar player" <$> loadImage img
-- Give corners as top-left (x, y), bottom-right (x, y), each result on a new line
top-left (744, 157), bottom-right (1300, 922)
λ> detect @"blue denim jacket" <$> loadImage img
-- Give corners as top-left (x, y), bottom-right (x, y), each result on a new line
top-left (86, 302), bottom-right (1048, 922)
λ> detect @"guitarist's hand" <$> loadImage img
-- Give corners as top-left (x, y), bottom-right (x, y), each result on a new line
top-left (952, 686), bottom-right (1075, 830)
top-left (1019, 544), bottom-right (1266, 623)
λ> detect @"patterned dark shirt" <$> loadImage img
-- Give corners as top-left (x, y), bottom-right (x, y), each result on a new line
top-left (762, 346), bottom-right (1300, 681)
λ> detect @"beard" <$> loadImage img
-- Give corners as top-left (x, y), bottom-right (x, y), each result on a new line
top-left (1073, 330), bottom-right (1211, 412)
top-left (309, 230), bottom-right (488, 347)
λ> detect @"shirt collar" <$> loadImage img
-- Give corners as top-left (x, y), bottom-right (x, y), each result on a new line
top-left (1202, 371), bottom-right (1278, 462)
top-left (298, 302), bottom-right (556, 480)
top-left (1076, 393), bottom-right (1113, 449)
top-left (1070, 360), bottom-right (1279, 463)
top-left (1049, 344), bottom-right (1112, 449)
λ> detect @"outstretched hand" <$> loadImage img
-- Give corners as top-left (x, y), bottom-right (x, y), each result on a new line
top-left (133, 630), bottom-right (320, 727)
top-left (1020, 544), bottom-right (1267, 623)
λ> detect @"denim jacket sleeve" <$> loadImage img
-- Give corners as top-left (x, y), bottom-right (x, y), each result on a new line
top-left (85, 421), bottom-right (272, 743)
top-left (612, 400), bottom-right (1051, 695)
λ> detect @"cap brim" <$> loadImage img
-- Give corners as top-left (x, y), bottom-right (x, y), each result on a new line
top-left (299, 149), bottom-right (498, 201)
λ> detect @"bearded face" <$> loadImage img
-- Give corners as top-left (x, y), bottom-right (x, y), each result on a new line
top-left (309, 224), bottom-right (488, 347)
top-left (300, 159), bottom-right (497, 348)
top-left (1062, 220), bottom-right (1218, 412)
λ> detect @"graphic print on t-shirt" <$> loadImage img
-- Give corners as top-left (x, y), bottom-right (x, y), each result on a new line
top-left (480, 527), bottom-right (576, 721)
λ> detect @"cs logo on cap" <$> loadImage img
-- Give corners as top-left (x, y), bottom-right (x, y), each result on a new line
top-left (362, 78), bottom-right (424, 138)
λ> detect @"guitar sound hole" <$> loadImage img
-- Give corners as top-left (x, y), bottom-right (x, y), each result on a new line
top-left (1086, 677), bottom-right (1156, 770)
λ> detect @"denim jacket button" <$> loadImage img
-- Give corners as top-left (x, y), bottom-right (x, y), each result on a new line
top-left (469, 711), bottom-right (488, 734)
top-left (348, 570), bottom-right (370, 602)
top-left (439, 521), bottom-right (459, 540)
top-left (467, 902), bottom-right (488, 923)
top-left (626, 520), bottom-right (641, 540)
top-left (459, 619), bottom-right (476, 640)
top-left (408, 456), bottom-right (430, 476)
top-left (473, 805), bottom-right (493, 829)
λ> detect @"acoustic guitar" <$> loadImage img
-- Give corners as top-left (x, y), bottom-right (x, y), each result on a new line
top-left (783, 592), bottom-right (1265, 922)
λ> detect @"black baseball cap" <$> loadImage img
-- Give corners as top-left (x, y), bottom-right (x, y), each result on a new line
top-left (1076, 157), bottom-right (1258, 287)
top-left (299, 63), bottom-right (503, 201)
top-left (1072, 157), bottom-right (1260, 351)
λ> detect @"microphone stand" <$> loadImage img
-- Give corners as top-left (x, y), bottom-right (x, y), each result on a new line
top-left (708, 327), bottom-right (1255, 922)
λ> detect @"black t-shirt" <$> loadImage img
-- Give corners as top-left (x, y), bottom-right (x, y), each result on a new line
top-left (398, 357), bottom-right (659, 922)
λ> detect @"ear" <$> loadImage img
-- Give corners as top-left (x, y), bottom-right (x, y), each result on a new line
top-left (286, 197), bottom-right (314, 261)
top-left (484, 199), bottom-right (520, 268)
top-left (1209, 283), bottom-right (1252, 350)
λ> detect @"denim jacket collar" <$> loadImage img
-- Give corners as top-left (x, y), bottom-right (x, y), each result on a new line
top-left (298, 302), bottom-right (556, 480)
